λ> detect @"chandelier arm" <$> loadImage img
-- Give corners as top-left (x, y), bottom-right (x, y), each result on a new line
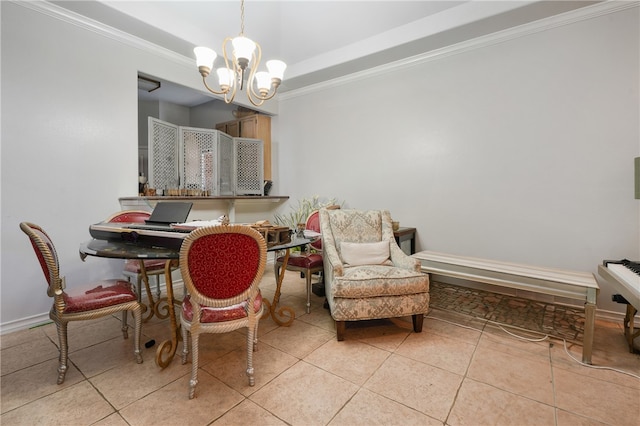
top-left (201, 75), bottom-right (227, 96)
top-left (260, 87), bottom-right (279, 101)
top-left (246, 94), bottom-right (266, 107)
top-left (247, 89), bottom-right (278, 106)
top-left (224, 88), bottom-right (236, 104)
top-left (221, 37), bottom-right (238, 104)
top-left (246, 44), bottom-right (270, 106)
top-left (247, 81), bottom-right (279, 103)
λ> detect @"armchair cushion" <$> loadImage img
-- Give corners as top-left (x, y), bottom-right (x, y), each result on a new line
top-left (334, 265), bottom-right (428, 298)
top-left (340, 241), bottom-right (390, 266)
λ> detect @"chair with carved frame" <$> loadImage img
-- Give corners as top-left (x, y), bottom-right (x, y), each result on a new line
top-left (179, 225), bottom-right (267, 399)
top-left (106, 210), bottom-right (176, 321)
top-left (274, 205), bottom-right (339, 313)
top-left (20, 222), bottom-right (143, 384)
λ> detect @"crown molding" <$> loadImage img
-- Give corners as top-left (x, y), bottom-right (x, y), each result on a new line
top-left (11, 0), bottom-right (194, 70)
top-left (11, 0), bottom-right (638, 102)
top-left (279, 1), bottom-right (639, 100)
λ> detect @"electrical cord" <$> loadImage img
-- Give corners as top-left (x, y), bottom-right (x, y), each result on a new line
top-left (425, 314), bottom-right (640, 380)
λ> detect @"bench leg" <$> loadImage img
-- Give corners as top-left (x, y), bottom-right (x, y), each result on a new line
top-left (582, 302), bottom-right (596, 365)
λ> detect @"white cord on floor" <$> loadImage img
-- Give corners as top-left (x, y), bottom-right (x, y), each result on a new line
top-left (425, 315), bottom-right (640, 380)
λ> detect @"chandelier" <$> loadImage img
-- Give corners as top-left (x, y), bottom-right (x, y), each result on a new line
top-left (194, 0), bottom-right (286, 107)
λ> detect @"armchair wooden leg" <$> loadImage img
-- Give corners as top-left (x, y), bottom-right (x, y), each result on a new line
top-left (336, 321), bottom-right (345, 341)
top-left (412, 314), bottom-right (424, 333)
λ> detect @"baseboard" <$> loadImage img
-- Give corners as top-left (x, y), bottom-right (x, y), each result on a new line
top-left (0, 277), bottom-right (185, 336)
top-left (3, 259), bottom-right (628, 335)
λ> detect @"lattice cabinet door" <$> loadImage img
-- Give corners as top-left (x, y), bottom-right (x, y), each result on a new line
top-left (234, 138), bottom-right (264, 195)
top-left (180, 127), bottom-right (235, 196)
top-left (148, 117), bottom-right (179, 191)
top-left (217, 132), bottom-right (235, 195)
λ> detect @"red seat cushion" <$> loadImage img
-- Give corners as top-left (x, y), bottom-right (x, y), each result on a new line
top-left (181, 291), bottom-right (263, 323)
top-left (277, 253), bottom-right (323, 269)
top-left (63, 280), bottom-right (137, 313)
top-left (123, 259), bottom-right (167, 274)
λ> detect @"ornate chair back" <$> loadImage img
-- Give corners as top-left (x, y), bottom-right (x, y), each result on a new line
top-left (19, 221), bottom-right (143, 385)
top-left (20, 222), bottom-right (62, 303)
top-left (180, 225), bottom-right (266, 309)
top-left (106, 209), bottom-right (169, 322)
top-left (306, 210), bottom-right (323, 251)
top-left (179, 225), bottom-right (267, 399)
top-left (105, 210), bottom-right (151, 223)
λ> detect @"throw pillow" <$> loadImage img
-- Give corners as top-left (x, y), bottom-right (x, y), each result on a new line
top-left (340, 241), bottom-right (390, 266)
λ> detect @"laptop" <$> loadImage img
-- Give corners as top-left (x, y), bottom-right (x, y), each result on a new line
top-left (126, 202), bottom-right (193, 231)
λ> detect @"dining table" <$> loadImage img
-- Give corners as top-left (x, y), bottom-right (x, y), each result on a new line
top-left (79, 232), bottom-right (312, 368)
top-left (79, 238), bottom-right (180, 368)
top-left (262, 237), bottom-right (313, 326)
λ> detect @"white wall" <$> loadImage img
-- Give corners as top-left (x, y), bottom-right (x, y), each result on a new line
top-left (274, 5), bottom-right (639, 314)
top-left (0, 2), bottom-right (211, 331)
top-left (1, 2), bottom-right (637, 332)
top-left (190, 101), bottom-right (237, 129)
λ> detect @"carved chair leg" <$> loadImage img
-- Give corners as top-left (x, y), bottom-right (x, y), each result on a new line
top-left (253, 319), bottom-right (260, 352)
top-left (121, 311), bottom-right (129, 339)
top-left (246, 326), bottom-right (256, 386)
top-left (336, 321), bottom-right (345, 341)
top-left (155, 274), bottom-right (161, 299)
top-left (305, 268), bottom-right (312, 314)
top-left (412, 314), bottom-right (424, 333)
top-left (55, 319), bottom-right (69, 385)
top-left (131, 305), bottom-right (143, 364)
top-left (188, 331), bottom-right (199, 399)
top-left (181, 323), bottom-right (190, 365)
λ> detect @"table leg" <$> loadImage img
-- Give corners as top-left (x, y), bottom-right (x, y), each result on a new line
top-left (137, 260), bottom-right (157, 323)
top-left (156, 260), bottom-right (180, 368)
top-left (262, 248), bottom-right (295, 326)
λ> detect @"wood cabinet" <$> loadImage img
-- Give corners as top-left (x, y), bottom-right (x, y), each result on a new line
top-left (216, 114), bottom-right (272, 179)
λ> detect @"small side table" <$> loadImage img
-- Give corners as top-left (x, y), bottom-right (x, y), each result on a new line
top-left (393, 227), bottom-right (416, 255)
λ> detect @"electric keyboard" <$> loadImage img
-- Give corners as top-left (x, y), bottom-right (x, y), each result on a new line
top-left (598, 259), bottom-right (640, 353)
top-left (89, 222), bottom-right (191, 250)
top-left (599, 260), bottom-right (640, 308)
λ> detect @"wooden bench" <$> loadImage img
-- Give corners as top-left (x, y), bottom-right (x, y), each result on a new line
top-left (413, 250), bottom-right (599, 364)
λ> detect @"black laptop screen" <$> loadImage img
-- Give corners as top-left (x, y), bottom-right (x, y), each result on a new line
top-left (146, 202), bottom-right (193, 225)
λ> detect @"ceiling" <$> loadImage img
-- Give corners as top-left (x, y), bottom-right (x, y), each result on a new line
top-left (54, 1), bottom-right (600, 106)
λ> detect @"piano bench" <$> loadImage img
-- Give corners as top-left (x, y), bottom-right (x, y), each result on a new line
top-left (599, 263), bottom-right (640, 354)
top-left (413, 250), bottom-right (599, 364)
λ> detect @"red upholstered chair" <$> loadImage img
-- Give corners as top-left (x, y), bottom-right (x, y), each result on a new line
top-left (106, 210), bottom-right (175, 321)
top-left (179, 225), bottom-right (267, 399)
top-left (274, 207), bottom-right (337, 313)
top-left (20, 222), bottom-right (143, 384)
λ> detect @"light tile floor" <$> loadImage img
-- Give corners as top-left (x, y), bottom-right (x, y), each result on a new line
top-left (1, 272), bottom-right (639, 425)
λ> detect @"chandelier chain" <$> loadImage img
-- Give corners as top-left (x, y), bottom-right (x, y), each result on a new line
top-left (194, 0), bottom-right (285, 106)
top-left (240, 0), bottom-right (245, 35)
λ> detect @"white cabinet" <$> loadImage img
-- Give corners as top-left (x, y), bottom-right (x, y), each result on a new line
top-left (179, 126), bottom-right (234, 195)
top-left (148, 118), bottom-right (263, 196)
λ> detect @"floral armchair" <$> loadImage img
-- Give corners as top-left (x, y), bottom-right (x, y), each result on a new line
top-left (319, 209), bottom-right (430, 340)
